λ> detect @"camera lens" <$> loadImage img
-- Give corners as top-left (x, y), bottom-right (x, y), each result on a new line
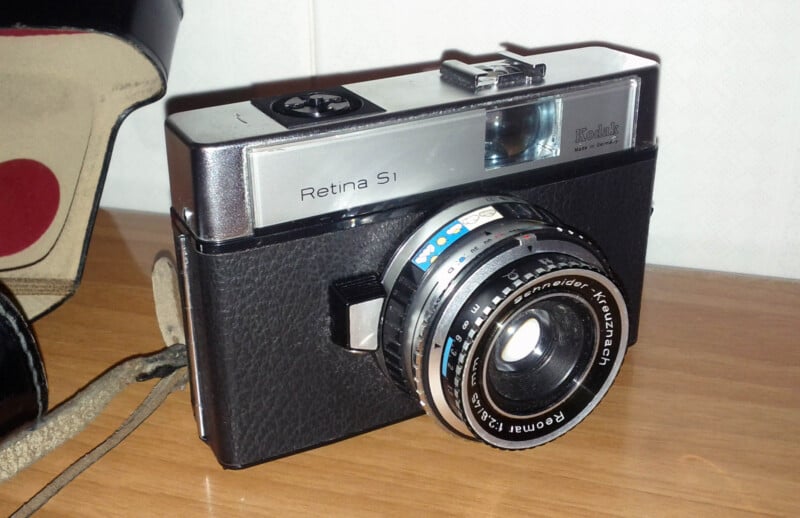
top-left (380, 197), bottom-right (628, 451)
top-left (485, 296), bottom-right (596, 417)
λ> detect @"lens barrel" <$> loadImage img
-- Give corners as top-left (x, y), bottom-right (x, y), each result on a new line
top-left (380, 197), bottom-right (628, 450)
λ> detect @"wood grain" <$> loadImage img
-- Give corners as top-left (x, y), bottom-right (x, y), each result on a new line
top-left (1, 209), bottom-right (798, 517)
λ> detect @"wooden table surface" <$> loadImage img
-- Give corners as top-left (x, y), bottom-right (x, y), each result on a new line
top-left (1, 209), bottom-right (798, 517)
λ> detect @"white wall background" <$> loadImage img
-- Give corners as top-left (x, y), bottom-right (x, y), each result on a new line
top-left (100, 0), bottom-right (800, 279)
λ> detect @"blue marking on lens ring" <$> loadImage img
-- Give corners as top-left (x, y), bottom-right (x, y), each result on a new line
top-left (412, 220), bottom-right (470, 272)
top-left (411, 206), bottom-right (503, 272)
top-left (442, 337), bottom-right (455, 376)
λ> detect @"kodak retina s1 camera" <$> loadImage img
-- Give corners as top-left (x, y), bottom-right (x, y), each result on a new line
top-left (166, 44), bottom-right (659, 468)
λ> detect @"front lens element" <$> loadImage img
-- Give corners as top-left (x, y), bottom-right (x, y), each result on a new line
top-left (486, 296), bottom-right (597, 417)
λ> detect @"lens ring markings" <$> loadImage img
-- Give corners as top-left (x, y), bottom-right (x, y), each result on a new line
top-left (445, 260), bottom-right (628, 449)
top-left (380, 197), bottom-right (629, 450)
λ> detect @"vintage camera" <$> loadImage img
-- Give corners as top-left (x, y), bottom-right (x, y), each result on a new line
top-left (166, 44), bottom-right (659, 468)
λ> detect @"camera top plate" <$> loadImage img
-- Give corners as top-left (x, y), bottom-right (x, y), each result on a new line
top-left (166, 45), bottom-right (658, 244)
top-left (169, 46), bottom-right (656, 146)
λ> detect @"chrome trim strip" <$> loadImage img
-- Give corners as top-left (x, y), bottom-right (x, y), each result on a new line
top-left (177, 234), bottom-right (207, 440)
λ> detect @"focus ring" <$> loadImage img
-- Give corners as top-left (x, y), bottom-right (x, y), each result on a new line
top-left (381, 266), bottom-right (419, 392)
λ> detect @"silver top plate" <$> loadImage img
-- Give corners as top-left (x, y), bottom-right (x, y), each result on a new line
top-left (248, 77), bottom-right (638, 228)
top-left (166, 46), bottom-right (657, 242)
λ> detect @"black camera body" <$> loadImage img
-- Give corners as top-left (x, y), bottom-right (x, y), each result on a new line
top-left (167, 45), bottom-right (659, 468)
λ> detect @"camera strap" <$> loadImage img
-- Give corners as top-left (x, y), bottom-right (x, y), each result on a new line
top-left (0, 257), bottom-right (188, 516)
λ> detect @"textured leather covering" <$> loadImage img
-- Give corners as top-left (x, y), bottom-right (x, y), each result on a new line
top-left (180, 154), bottom-right (657, 468)
top-left (183, 212), bottom-right (426, 468)
top-left (0, 287), bottom-right (47, 437)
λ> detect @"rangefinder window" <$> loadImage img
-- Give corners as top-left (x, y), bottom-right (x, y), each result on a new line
top-left (484, 97), bottom-right (561, 169)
